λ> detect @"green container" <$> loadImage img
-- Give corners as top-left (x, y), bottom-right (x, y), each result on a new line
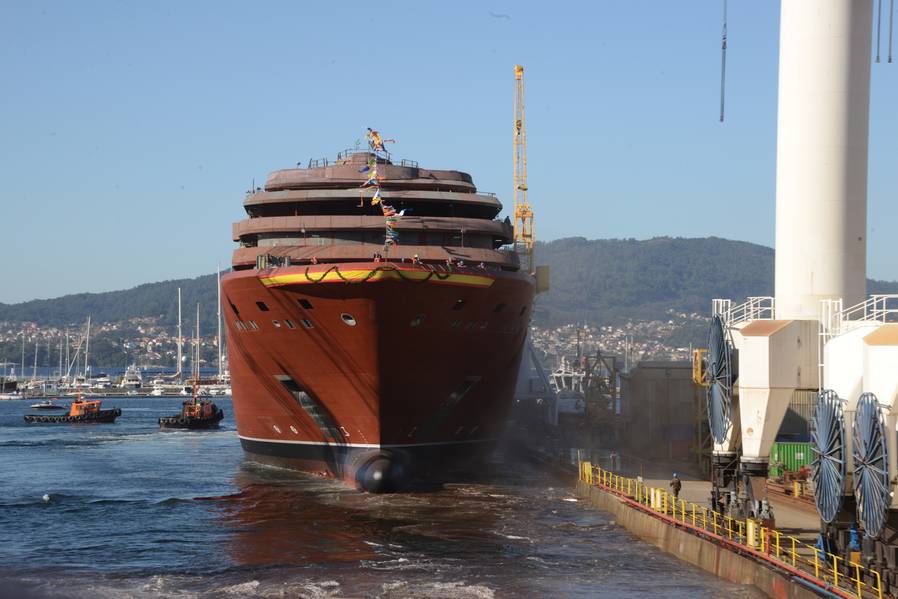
top-left (769, 442), bottom-right (813, 478)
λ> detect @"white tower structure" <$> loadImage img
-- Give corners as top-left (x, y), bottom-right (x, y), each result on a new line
top-left (735, 0), bottom-right (873, 490)
top-left (774, 0), bottom-right (871, 319)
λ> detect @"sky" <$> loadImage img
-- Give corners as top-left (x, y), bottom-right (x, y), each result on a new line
top-left (1, 1), bottom-right (896, 303)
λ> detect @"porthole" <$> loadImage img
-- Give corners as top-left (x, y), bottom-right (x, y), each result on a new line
top-left (300, 318), bottom-right (314, 329)
top-left (452, 299), bottom-right (466, 311)
top-left (289, 425), bottom-right (298, 434)
top-left (494, 303), bottom-right (506, 313)
top-left (272, 320), bottom-right (281, 328)
top-left (410, 314), bottom-right (425, 327)
top-left (284, 319), bottom-right (295, 329)
top-left (341, 313), bottom-right (357, 326)
top-left (519, 306), bottom-right (527, 316)
top-left (298, 299), bottom-right (313, 309)
top-left (249, 320), bottom-right (259, 330)
top-left (256, 301), bottom-right (270, 312)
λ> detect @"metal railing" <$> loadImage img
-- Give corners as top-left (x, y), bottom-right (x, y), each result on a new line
top-left (579, 463), bottom-right (883, 599)
top-left (713, 296), bottom-right (775, 328)
top-left (818, 294), bottom-right (898, 390)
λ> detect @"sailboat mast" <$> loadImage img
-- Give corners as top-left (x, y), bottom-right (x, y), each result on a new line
top-left (32, 337), bottom-right (38, 381)
top-left (177, 287), bottom-right (182, 382)
top-left (217, 267), bottom-right (222, 381)
top-left (84, 316), bottom-right (91, 379)
top-left (20, 333), bottom-right (25, 379)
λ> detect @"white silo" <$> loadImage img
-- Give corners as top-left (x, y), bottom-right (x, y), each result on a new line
top-left (730, 0), bottom-right (873, 510)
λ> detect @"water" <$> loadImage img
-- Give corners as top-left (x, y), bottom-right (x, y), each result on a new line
top-left (0, 398), bottom-right (762, 598)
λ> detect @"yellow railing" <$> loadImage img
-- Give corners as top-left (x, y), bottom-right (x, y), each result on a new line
top-left (578, 462), bottom-right (883, 599)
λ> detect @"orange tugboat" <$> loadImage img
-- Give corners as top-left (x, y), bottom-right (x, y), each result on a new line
top-left (159, 304), bottom-right (224, 430)
top-left (24, 396), bottom-right (121, 424)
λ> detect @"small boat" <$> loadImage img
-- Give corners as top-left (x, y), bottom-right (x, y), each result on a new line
top-left (24, 397), bottom-right (121, 424)
top-left (159, 304), bottom-right (223, 430)
top-left (158, 398), bottom-right (224, 429)
top-left (30, 399), bottom-right (65, 410)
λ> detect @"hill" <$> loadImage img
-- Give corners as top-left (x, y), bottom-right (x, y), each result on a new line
top-left (2, 237), bottom-right (896, 332)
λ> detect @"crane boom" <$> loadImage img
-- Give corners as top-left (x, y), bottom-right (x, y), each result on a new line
top-left (513, 64), bottom-right (535, 275)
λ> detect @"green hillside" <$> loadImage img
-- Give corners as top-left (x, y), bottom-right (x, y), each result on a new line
top-left (2, 237), bottom-right (896, 332)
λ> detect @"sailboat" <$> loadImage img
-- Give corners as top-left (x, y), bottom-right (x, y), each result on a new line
top-left (158, 304), bottom-right (224, 430)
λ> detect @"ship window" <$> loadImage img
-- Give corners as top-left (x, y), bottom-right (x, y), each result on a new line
top-left (272, 320), bottom-right (281, 328)
top-left (494, 303), bottom-right (506, 313)
top-left (284, 319), bottom-right (295, 329)
top-left (256, 301), bottom-right (270, 312)
top-left (410, 314), bottom-right (425, 327)
top-left (249, 320), bottom-right (259, 330)
top-left (300, 318), bottom-right (314, 329)
top-left (340, 313), bottom-right (357, 326)
top-left (452, 299), bottom-right (466, 311)
top-left (298, 299), bottom-right (313, 309)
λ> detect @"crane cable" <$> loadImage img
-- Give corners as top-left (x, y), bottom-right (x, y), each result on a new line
top-left (719, 0), bottom-right (728, 123)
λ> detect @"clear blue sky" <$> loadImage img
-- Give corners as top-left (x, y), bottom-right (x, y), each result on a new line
top-left (2, 1), bottom-right (897, 303)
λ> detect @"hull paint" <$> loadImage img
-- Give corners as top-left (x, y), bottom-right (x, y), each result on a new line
top-left (223, 262), bottom-right (534, 489)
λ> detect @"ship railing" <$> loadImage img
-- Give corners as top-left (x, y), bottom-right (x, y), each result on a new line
top-left (255, 254), bottom-right (293, 269)
top-left (579, 462), bottom-right (885, 599)
top-left (334, 148), bottom-right (393, 162)
top-left (712, 296), bottom-right (774, 328)
top-left (307, 157), bottom-right (329, 168)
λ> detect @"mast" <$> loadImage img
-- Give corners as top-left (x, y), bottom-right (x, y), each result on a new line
top-left (217, 267), bottom-right (223, 381)
top-left (64, 329), bottom-right (69, 384)
top-left (84, 316), bottom-right (91, 379)
top-left (194, 303), bottom-right (200, 404)
top-left (32, 337), bottom-right (38, 381)
top-left (20, 333), bottom-right (25, 380)
top-left (177, 287), bottom-right (182, 382)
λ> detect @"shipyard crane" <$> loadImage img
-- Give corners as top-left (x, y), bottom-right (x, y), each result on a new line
top-left (513, 64), bottom-right (535, 275)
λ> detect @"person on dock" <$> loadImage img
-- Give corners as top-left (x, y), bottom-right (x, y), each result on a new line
top-left (670, 473), bottom-right (682, 502)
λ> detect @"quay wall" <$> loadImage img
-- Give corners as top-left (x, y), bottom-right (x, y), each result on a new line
top-left (576, 481), bottom-right (821, 599)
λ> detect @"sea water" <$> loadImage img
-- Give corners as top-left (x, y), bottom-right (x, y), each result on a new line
top-left (0, 398), bottom-right (762, 598)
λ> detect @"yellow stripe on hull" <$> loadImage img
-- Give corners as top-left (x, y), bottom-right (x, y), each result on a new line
top-left (260, 268), bottom-right (495, 289)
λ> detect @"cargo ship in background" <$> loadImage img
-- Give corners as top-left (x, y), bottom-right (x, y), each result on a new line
top-left (221, 140), bottom-right (535, 491)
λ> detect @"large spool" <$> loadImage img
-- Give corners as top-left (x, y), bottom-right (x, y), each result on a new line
top-left (853, 392), bottom-right (890, 537)
top-left (707, 315), bottom-right (734, 445)
top-left (811, 389), bottom-right (846, 523)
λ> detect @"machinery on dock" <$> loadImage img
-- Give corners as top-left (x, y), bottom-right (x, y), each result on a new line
top-left (696, 0), bottom-right (898, 587)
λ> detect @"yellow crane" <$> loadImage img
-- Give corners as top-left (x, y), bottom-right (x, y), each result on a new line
top-left (513, 64), bottom-right (535, 275)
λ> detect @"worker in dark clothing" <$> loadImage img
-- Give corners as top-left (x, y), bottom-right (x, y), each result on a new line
top-left (670, 473), bottom-right (682, 502)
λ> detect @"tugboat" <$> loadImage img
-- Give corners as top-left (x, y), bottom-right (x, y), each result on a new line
top-left (158, 304), bottom-right (224, 430)
top-left (24, 395), bottom-right (121, 424)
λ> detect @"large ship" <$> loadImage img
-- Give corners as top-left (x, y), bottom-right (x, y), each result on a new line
top-left (221, 140), bottom-right (535, 491)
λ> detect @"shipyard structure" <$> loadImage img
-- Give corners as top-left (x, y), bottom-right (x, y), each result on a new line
top-left (221, 148), bottom-right (535, 491)
top-left (702, 0), bottom-right (898, 588)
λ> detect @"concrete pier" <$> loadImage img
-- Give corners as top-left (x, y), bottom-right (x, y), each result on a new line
top-left (577, 464), bottom-right (884, 598)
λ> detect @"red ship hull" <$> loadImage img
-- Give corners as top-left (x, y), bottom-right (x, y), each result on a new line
top-left (222, 262), bottom-right (534, 490)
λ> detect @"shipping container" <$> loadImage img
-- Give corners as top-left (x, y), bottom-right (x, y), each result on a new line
top-left (769, 441), bottom-right (813, 478)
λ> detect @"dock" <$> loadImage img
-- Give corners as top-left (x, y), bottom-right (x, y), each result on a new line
top-left (577, 462), bottom-right (884, 599)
